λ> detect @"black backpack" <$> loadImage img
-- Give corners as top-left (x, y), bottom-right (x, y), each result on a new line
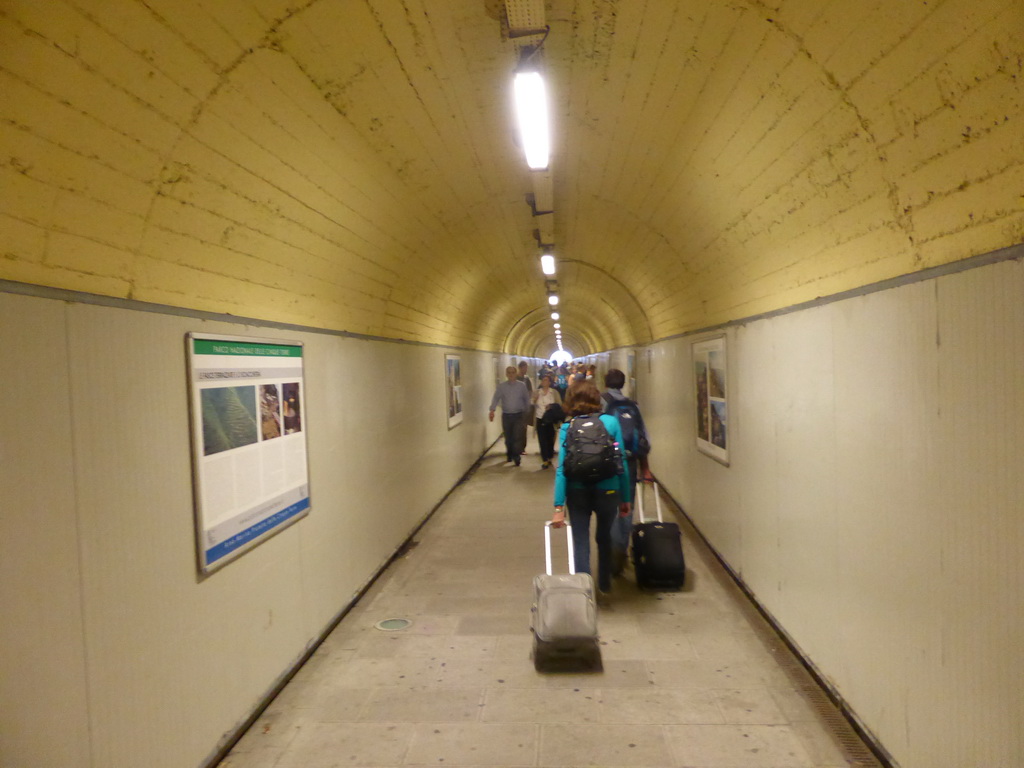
top-left (602, 395), bottom-right (651, 459)
top-left (561, 414), bottom-right (622, 482)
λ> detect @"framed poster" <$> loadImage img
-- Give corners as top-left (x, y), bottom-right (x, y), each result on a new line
top-left (186, 333), bottom-right (310, 574)
top-left (445, 353), bottom-right (463, 429)
top-left (693, 336), bottom-right (729, 465)
top-left (627, 350), bottom-right (637, 398)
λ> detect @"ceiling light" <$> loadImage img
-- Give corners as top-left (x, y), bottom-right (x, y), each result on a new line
top-left (513, 71), bottom-right (550, 169)
top-left (551, 312), bottom-right (559, 320)
top-left (540, 254), bottom-right (556, 275)
top-left (548, 294), bottom-right (559, 306)
top-left (553, 323), bottom-right (560, 329)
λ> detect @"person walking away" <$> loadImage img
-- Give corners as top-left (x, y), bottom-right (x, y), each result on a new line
top-left (551, 381), bottom-right (632, 603)
top-left (532, 374), bottom-right (563, 469)
top-left (489, 366), bottom-right (531, 466)
top-left (601, 368), bottom-right (654, 575)
top-left (516, 360), bottom-right (534, 456)
top-left (554, 365), bottom-right (570, 400)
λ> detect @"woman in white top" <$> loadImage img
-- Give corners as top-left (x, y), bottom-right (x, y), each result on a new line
top-left (532, 375), bottom-right (563, 469)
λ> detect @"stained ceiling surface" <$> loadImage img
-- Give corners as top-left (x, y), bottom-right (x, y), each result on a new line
top-left (3, 0), bottom-right (1021, 356)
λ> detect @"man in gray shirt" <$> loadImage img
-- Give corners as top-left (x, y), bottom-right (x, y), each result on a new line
top-left (489, 366), bottom-right (532, 466)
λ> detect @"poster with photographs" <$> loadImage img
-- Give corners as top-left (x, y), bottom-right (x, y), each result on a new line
top-left (187, 333), bottom-right (310, 573)
top-left (693, 336), bottom-right (729, 465)
top-left (445, 353), bottom-right (463, 429)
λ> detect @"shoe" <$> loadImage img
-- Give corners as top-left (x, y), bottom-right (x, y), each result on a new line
top-left (596, 589), bottom-right (612, 607)
top-left (513, 458), bottom-right (520, 466)
top-left (541, 461), bottom-right (550, 469)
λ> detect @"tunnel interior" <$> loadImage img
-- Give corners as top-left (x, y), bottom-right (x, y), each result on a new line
top-left (2, 3), bottom-right (1023, 768)
top-left (5, 0), bottom-right (1019, 356)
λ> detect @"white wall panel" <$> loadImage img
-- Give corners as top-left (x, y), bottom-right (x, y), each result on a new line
top-left (829, 282), bottom-right (942, 761)
top-left (931, 260), bottom-right (1024, 766)
top-left (731, 320), bottom-right (781, 601)
top-left (65, 307), bottom-right (312, 768)
top-left (0, 294), bottom-right (91, 767)
top-left (1, 296), bottom-right (502, 768)
top-left (645, 257), bottom-right (1024, 768)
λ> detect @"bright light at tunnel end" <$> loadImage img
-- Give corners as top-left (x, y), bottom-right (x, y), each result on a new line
top-left (550, 350), bottom-right (572, 365)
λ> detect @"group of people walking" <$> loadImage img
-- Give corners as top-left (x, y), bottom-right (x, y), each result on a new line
top-left (488, 361), bottom-right (653, 602)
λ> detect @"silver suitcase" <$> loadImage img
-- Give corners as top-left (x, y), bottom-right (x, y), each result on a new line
top-left (531, 521), bottom-right (602, 672)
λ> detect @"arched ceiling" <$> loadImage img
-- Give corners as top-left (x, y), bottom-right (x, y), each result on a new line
top-left (2, 1), bottom-right (1021, 356)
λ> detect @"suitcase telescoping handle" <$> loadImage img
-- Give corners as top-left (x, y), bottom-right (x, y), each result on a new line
top-left (544, 520), bottom-right (576, 575)
top-left (635, 481), bottom-right (663, 524)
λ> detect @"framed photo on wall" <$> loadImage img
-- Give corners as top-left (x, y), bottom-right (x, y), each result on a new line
top-left (445, 353), bottom-right (463, 429)
top-left (693, 336), bottom-right (729, 465)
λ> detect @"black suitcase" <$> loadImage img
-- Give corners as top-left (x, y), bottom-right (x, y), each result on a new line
top-left (531, 522), bottom-right (602, 672)
top-left (631, 482), bottom-right (686, 590)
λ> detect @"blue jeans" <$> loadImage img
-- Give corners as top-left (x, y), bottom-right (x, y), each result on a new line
top-left (566, 484), bottom-right (620, 592)
top-left (610, 459), bottom-right (638, 556)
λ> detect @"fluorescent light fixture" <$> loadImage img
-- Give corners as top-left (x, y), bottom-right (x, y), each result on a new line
top-left (548, 294), bottom-right (559, 306)
top-left (514, 71), bottom-right (550, 169)
top-left (551, 312), bottom-right (559, 320)
top-left (540, 254), bottom-right (556, 275)
top-left (553, 323), bottom-right (560, 329)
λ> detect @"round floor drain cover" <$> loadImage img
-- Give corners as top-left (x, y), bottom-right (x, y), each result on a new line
top-left (374, 618), bottom-right (412, 631)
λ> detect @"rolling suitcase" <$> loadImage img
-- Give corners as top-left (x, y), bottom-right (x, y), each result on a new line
top-left (631, 482), bottom-right (686, 590)
top-left (531, 521), bottom-right (602, 672)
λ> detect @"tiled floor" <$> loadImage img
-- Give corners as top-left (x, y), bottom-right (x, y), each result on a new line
top-left (220, 439), bottom-right (881, 768)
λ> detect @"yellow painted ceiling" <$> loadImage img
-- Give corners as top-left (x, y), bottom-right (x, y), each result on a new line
top-left (2, 1), bottom-right (1022, 356)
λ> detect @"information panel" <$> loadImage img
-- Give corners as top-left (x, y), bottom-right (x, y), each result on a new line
top-left (187, 333), bottom-right (310, 573)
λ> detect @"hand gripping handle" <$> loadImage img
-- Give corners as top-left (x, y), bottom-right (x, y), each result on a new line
top-left (544, 520), bottom-right (576, 575)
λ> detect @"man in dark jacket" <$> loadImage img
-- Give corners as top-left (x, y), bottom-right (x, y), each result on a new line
top-left (602, 369), bottom-right (654, 574)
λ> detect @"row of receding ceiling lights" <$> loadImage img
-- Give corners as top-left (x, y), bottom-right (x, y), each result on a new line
top-left (511, 26), bottom-right (563, 355)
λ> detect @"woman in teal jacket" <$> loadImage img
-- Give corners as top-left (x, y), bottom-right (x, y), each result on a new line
top-left (551, 380), bottom-right (632, 599)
